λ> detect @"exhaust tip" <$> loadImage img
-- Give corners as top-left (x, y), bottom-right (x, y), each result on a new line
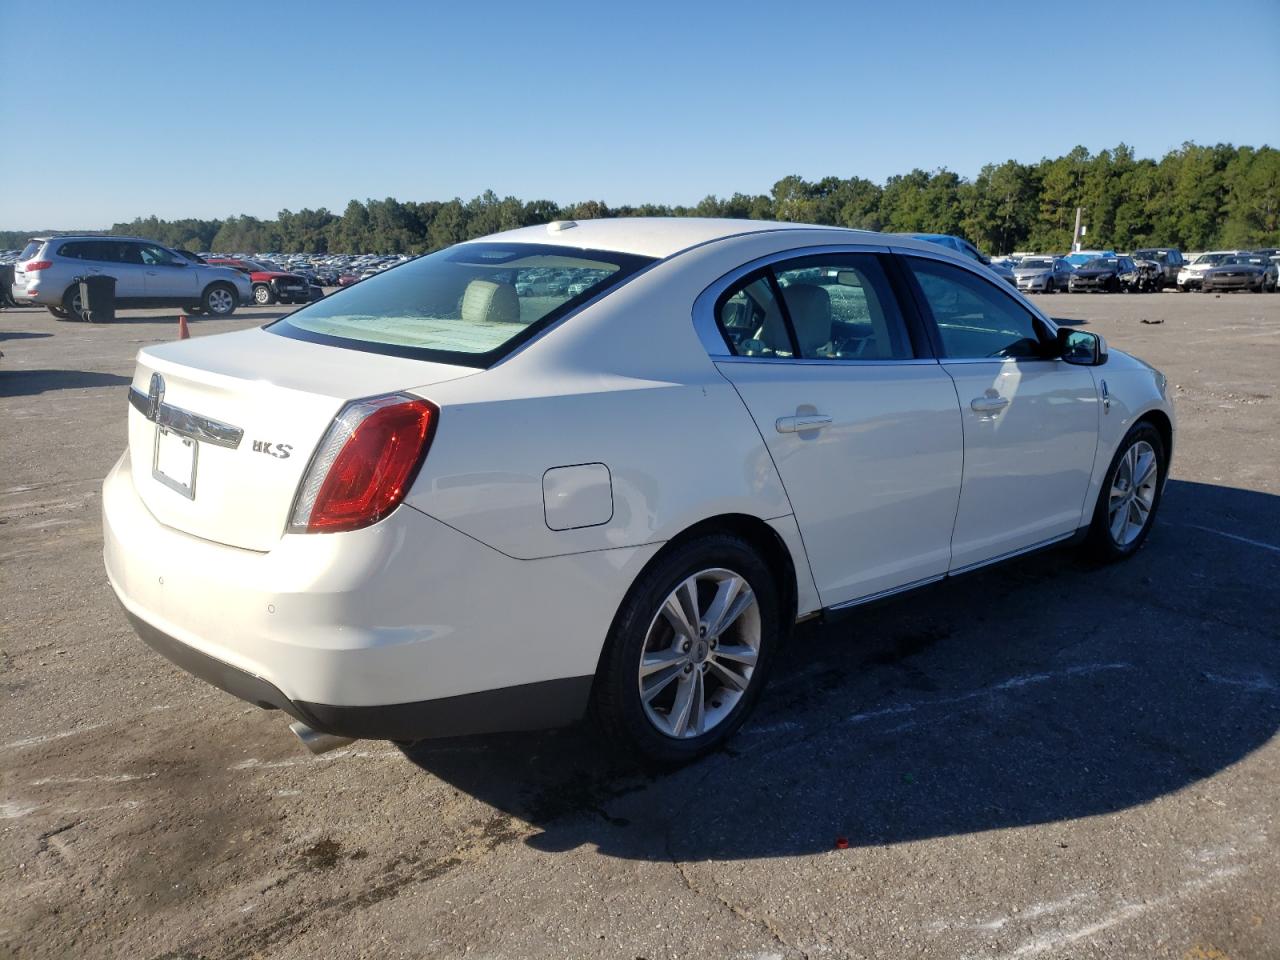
top-left (289, 720), bottom-right (356, 756)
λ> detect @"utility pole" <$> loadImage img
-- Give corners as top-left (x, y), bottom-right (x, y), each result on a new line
top-left (1072, 207), bottom-right (1084, 251)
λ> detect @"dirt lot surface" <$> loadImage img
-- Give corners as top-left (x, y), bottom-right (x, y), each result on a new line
top-left (2, 291), bottom-right (1278, 960)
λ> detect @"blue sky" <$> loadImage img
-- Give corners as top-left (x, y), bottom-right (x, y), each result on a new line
top-left (1, 0), bottom-right (1276, 229)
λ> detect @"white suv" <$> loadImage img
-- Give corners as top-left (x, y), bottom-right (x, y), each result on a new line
top-left (11, 236), bottom-right (253, 320)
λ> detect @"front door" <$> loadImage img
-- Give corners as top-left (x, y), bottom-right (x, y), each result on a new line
top-left (899, 252), bottom-right (1100, 570)
top-left (710, 252), bottom-right (964, 608)
top-left (138, 242), bottom-right (200, 301)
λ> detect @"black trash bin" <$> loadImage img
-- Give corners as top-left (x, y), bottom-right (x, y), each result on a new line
top-left (77, 274), bottom-right (116, 323)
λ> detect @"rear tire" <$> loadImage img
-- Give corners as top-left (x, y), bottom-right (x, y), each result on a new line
top-left (591, 534), bottom-right (782, 765)
top-left (1085, 422), bottom-right (1166, 562)
top-left (61, 286), bottom-right (86, 321)
top-left (202, 283), bottom-right (238, 317)
top-left (253, 283), bottom-right (276, 306)
top-left (1045, 279), bottom-right (1055, 294)
top-left (47, 305), bottom-right (70, 320)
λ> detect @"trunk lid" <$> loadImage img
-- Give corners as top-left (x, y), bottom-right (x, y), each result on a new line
top-left (128, 326), bottom-right (475, 551)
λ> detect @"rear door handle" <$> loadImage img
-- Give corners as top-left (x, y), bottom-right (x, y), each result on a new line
top-left (970, 395), bottom-right (1010, 413)
top-left (776, 414), bottom-right (833, 433)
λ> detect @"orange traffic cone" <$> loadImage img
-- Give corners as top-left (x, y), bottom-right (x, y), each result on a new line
top-left (178, 315), bottom-right (190, 340)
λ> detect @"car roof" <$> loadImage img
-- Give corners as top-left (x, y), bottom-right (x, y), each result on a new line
top-left (473, 217), bottom-right (891, 260)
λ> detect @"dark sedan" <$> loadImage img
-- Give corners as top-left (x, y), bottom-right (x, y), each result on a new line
top-left (1200, 255), bottom-right (1268, 293)
top-left (1068, 256), bottom-right (1136, 293)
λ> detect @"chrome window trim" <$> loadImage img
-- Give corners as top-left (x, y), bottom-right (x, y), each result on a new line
top-left (714, 355), bottom-right (940, 368)
top-left (692, 243), bottom-right (893, 358)
top-left (128, 387), bottom-right (244, 449)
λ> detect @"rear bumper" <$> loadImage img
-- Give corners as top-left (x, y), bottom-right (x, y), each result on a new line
top-left (122, 606), bottom-right (591, 739)
top-left (102, 450), bottom-right (657, 740)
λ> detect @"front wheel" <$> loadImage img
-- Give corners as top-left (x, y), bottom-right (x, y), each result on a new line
top-left (1086, 423), bottom-right (1166, 562)
top-left (253, 283), bottom-right (276, 306)
top-left (591, 534), bottom-right (782, 764)
top-left (1045, 278), bottom-right (1055, 294)
top-left (202, 283), bottom-right (238, 317)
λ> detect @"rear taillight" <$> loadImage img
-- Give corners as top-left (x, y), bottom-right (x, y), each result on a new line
top-left (289, 394), bottom-right (437, 534)
top-left (24, 260), bottom-right (53, 271)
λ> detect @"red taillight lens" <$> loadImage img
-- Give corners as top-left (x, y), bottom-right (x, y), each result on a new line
top-left (290, 394), bottom-right (437, 534)
top-left (24, 260), bottom-right (53, 271)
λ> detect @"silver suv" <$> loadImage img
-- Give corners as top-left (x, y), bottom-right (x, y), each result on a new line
top-left (11, 236), bottom-right (253, 320)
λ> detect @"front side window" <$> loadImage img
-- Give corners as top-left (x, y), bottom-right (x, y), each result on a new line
top-left (271, 242), bottom-right (652, 366)
top-left (138, 243), bottom-right (178, 266)
top-left (906, 257), bottom-right (1047, 360)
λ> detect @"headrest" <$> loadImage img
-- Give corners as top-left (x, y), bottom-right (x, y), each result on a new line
top-left (461, 279), bottom-right (520, 324)
top-left (781, 283), bottom-right (832, 354)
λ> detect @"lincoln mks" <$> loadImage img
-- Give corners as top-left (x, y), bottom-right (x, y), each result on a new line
top-left (103, 219), bottom-right (1174, 764)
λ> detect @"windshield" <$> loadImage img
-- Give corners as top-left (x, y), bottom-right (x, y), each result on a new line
top-left (1193, 253), bottom-right (1228, 265)
top-left (270, 242), bottom-right (653, 366)
top-left (1082, 258), bottom-right (1120, 270)
top-left (1019, 258), bottom-right (1054, 269)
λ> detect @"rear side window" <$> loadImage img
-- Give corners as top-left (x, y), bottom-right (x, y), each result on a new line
top-left (271, 243), bottom-right (653, 367)
top-left (57, 241), bottom-right (89, 259)
top-left (715, 253), bottom-right (913, 361)
top-left (906, 257), bottom-right (1047, 360)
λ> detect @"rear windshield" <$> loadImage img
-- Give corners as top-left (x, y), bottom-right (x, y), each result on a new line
top-left (269, 242), bottom-right (653, 366)
top-left (19, 240), bottom-right (42, 261)
top-left (1019, 258), bottom-right (1054, 268)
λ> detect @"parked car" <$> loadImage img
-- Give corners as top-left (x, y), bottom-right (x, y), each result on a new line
top-left (1199, 255), bottom-right (1269, 293)
top-left (205, 257), bottom-right (316, 305)
top-left (10, 236), bottom-right (250, 320)
top-left (1125, 257), bottom-right (1165, 292)
top-left (103, 219), bottom-right (1174, 764)
top-left (1176, 251), bottom-right (1242, 291)
top-left (1013, 256), bottom-right (1074, 294)
top-left (336, 273), bottom-right (361, 287)
top-left (1130, 248), bottom-right (1184, 286)
top-left (1069, 256), bottom-right (1137, 293)
top-left (1238, 253), bottom-right (1279, 292)
top-left (903, 233), bottom-right (1016, 284)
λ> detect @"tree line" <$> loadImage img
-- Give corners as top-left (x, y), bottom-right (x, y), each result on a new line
top-left (4, 143), bottom-right (1275, 256)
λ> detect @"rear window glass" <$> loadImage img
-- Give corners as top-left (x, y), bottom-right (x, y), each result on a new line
top-left (270, 242), bottom-right (653, 366)
top-left (19, 241), bottom-right (41, 261)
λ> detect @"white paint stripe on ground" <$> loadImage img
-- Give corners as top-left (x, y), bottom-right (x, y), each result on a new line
top-left (846, 663), bottom-right (1132, 726)
top-left (230, 748), bottom-right (402, 771)
top-left (30, 773), bottom-right (153, 786)
top-left (1181, 523), bottom-right (1280, 555)
top-left (988, 866), bottom-right (1244, 960)
top-left (2, 722), bottom-right (106, 751)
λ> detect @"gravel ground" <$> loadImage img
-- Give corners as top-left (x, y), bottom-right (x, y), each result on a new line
top-left (1, 290), bottom-right (1277, 960)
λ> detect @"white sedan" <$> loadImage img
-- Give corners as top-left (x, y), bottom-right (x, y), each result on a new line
top-left (103, 219), bottom-right (1175, 764)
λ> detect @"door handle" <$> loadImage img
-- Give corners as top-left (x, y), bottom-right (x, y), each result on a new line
top-left (970, 395), bottom-right (1010, 413)
top-left (776, 414), bottom-right (833, 433)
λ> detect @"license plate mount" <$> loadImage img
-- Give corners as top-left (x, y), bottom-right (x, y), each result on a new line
top-left (153, 426), bottom-right (197, 499)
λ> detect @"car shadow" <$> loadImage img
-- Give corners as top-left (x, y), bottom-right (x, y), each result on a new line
top-left (1050, 316), bottom-right (1090, 326)
top-left (403, 479), bottom-right (1280, 861)
top-left (0, 369), bottom-right (132, 397)
top-left (0, 330), bottom-right (53, 342)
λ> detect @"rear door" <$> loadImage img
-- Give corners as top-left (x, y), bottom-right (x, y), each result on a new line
top-left (897, 250), bottom-right (1100, 570)
top-left (707, 249), bottom-right (964, 608)
top-left (94, 240), bottom-right (147, 299)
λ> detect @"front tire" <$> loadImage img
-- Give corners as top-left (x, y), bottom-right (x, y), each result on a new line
top-left (202, 283), bottom-right (238, 317)
top-left (253, 283), bottom-right (276, 306)
top-left (591, 534), bottom-right (782, 765)
top-left (1085, 422), bottom-right (1166, 562)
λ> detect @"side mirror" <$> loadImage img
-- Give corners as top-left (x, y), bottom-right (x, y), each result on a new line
top-left (1057, 327), bottom-right (1107, 366)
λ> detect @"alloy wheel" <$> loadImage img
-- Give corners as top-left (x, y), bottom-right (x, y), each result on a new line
top-left (208, 288), bottom-right (235, 315)
top-left (1108, 439), bottom-right (1158, 546)
top-left (638, 568), bottom-right (760, 739)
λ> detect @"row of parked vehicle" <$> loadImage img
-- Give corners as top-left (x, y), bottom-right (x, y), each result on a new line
top-left (6, 232), bottom-right (1278, 322)
top-left (993, 247), bottom-right (1280, 295)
